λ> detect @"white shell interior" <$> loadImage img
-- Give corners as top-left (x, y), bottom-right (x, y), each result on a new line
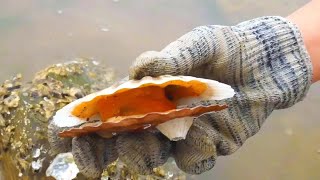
top-left (156, 117), bottom-right (194, 141)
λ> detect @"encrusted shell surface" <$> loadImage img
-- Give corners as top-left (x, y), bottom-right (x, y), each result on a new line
top-left (51, 75), bottom-right (235, 139)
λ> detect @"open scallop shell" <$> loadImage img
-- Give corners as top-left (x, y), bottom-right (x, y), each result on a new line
top-left (52, 75), bottom-right (235, 140)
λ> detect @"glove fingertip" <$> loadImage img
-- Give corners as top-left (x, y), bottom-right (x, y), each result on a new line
top-left (129, 51), bottom-right (176, 80)
top-left (47, 121), bottom-right (72, 155)
top-left (174, 141), bottom-right (216, 174)
top-left (116, 132), bottom-right (172, 175)
top-left (102, 136), bottom-right (119, 166)
top-left (72, 135), bottom-right (104, 179)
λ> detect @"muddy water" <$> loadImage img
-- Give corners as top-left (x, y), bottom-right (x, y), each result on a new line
top-left (1, 0), bottom-right (319, 179)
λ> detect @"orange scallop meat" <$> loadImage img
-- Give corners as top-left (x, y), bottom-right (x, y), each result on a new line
top-left (52, 75), bottom-right (235, 138)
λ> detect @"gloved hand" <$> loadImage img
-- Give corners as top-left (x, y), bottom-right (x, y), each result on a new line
top-left (48, 121), bottom-right (171, 178)
top-left (129, 16), bottom-right (312, 174)
top-left (48, 16), bottom-right (313, 178)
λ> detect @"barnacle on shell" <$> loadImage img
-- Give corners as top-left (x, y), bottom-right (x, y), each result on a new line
top-left (52, 75), bottom-right (235, 140)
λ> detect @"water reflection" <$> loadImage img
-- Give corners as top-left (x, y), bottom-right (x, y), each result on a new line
top-left (1, 0), bottom-right (318, 179)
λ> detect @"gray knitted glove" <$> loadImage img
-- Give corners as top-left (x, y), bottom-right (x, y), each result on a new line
top-left (48, 122), bottom-right (119, 178)
top-left (48, 16), bottom-right (313, 178)
top-left (129, 16), bottom-right (313, 174)
top-left (48, 121), bottom-right (171, 178)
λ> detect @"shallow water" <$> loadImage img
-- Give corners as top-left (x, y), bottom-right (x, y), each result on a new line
top-left (1, 0), bottom-right (319, 179)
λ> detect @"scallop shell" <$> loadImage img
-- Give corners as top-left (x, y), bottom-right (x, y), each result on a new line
top-left (52, 75), bottom-right (234, 139)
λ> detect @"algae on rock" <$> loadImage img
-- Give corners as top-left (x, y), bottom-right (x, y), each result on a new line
top-left (0, 59), bottom-right (115, 179)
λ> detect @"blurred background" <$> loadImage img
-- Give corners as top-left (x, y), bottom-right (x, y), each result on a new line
top-left (0, 0), bottom-right (319, 179)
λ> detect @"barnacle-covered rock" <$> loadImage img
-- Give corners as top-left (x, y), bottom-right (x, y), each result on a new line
top-left (101, 159), bottom-right (188, 180)
top-left (53, 75), bottom-right (234, 140)
top-left (0, 59), bottom-right (115, 179)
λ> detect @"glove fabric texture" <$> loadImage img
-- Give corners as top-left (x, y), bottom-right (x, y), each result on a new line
top-left (48, 16), bottom-right (313, 178)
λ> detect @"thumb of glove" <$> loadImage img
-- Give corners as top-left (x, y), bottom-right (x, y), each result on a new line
top-left (129, 51), bottom-right (181, 79)
top-left (129, 26), bottom-right (216, 80)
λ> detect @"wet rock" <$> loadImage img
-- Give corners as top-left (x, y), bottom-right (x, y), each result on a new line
top-left (3, 92), bottom-right (20, 108)
top-left (0, 59), bottom-right (115, 179)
